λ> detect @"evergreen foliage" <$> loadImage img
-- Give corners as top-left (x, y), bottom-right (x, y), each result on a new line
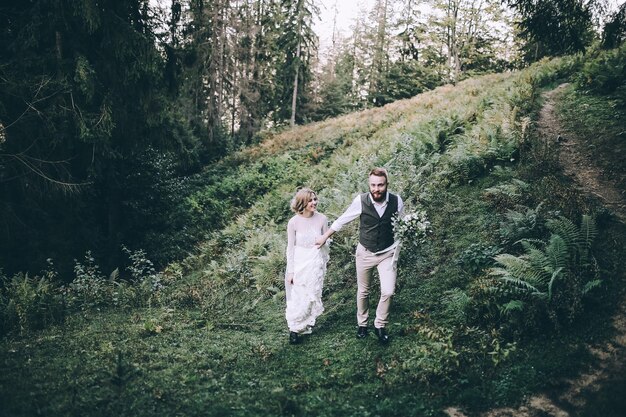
top-left (602, 2), bottom-right (626, 49)
top-left (507, 0), bottom-right (595, 62)
top-left (577, 42), bottom-right (626, 97)
top-left (0, 0), bottom-right (198, 275)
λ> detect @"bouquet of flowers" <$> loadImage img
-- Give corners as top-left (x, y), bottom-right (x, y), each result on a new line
top-left (392, 210), bottom-right (432, 245)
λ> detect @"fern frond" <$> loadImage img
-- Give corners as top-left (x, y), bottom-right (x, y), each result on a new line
top-left (519, 239), bottom-right (545, 252)
top-left (501, 299), bottom-right (524, 316)
top-left (524, 247), bottom-right (553, 285)
top-left (578, 214), bottom-right (597, 263)
top-left (491, 254), bottom-right (531, 280)
top-left (495, 276), bottom-right (544, 295)
top-left (545, 235), bottom-right (569, 270)
top-left (109, 268), bottom-right (120, 282)
top-left (582, 279), bottom-right (603, 295)
top-left (547, 267), bottom-right (563, 300)
top-left (518, 238), bottom-right (547, 247)
top-left (579, 215), bottom-right (597, 248)
top-left (547, 216), bottom-right (579, 250)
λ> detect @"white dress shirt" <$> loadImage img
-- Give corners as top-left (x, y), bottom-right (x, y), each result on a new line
top-left (330, 191), bottom-right (404, 254)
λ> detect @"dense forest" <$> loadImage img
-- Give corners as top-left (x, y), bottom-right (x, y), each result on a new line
top-left (1, 0), bottom-right (624, 278)
top-left (2, 1), bottom-right (626, 416)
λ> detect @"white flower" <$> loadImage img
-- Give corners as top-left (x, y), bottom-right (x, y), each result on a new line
top-left (392, 209), bottom-right (432, 246)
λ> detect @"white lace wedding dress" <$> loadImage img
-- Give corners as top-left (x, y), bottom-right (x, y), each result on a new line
top-left (285, 212), bottom-right (330, 334)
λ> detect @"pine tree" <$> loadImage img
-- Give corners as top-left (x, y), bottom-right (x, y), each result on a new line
top-left (0, 0), bottom-right (195, 274)
top-left (507, 0), bottom-right (595, 62)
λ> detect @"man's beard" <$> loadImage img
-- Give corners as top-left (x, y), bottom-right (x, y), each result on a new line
top-left (370, 191), bottom-right (386, 202)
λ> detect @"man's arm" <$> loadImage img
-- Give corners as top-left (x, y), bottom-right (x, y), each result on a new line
top-left (315, 194), bottom-right (361, 246)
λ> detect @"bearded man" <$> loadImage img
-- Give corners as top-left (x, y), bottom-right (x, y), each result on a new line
top-left (316, 167), bottom-right (403, 344)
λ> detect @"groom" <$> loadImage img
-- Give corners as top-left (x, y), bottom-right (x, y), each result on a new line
top-left (316, 168), bottom-right (403, 344)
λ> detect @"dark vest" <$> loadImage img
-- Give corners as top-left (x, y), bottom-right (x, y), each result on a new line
top-left (359, 192), bottom-right (398, 252)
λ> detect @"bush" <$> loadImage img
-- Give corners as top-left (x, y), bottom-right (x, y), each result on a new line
top-left (457, 244), bottom-right (502, 275)
top-left (497, 202), bottom-right (555, 246)
top-left (577, 44), bottom-right (626, 96)
top-left (487, 214), bottom-right (602, 331)
top-left (0, 264), bottom-right (65, 334)
top-left (122, 246), bottom-right (164, 305)
top-left (66, 251), bottom-right (111, 310)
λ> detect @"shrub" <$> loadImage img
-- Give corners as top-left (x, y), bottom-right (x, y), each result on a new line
top-left (488, 214), bottom-right (602, 331)
top-left (0, 264), bottom-right (64, 333)
top-left (122, 246), bottom-right (164, 306)
top-left (457, 244), bottom-right (502, 275)
top-left (577, 44), bottom-right (626, 96)
top-left (497, 202), bottom-right (554, 246)
top-left (66, 251), bottom-right (111, 310)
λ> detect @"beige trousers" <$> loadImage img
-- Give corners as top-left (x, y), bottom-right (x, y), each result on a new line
top-left (355, 243), bottom-right (397, 328)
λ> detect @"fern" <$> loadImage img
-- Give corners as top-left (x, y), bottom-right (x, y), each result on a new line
top-left (582, 279), bottom-right (603, 295)
top-left (490, 214), bottom-right (602, 330)
top-left (544, 235), bottom-right (569, 270)
top-left (546, 267), bottom-right (564, 300)
top-left (492, 275), bottom-right (544, 296)
top-left (516, 238), bottom-right (546, 248)
top-left (501, 300), bottom-right (524, 316)
top-left (491, 254), bottom-right (532, 281)
top-left (499, 203), bottom-right (545, 243)
top-left (109, 268), bottom-right (120, 282)
top-left (546, 216), bottom-right (579, 250)
top-left (578, 214), bottom-right (597, 263)
top-left (546, 215), bottom-right (599, 268)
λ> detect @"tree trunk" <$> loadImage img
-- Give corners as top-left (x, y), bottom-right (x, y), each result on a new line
top-left (447, 0), bottom-right (460, 84)
top-left (369, 0), bottom-right (389, 104)
top-left (290, 0), bottom-right (304, 127)
top-left (290, 41), bottom-right (300, 127)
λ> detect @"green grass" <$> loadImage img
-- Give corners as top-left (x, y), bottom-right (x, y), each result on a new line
top-left (556, 84), bottom-right (626, 193)
top-left (2, 51), bottom-right (626, 416)
top-left (2, 178), bottom-right (615, 417)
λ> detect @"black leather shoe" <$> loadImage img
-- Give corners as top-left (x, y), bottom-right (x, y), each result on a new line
top-left (374, 327), bottom-right (390, 344)
top-left (289, 332), bottom-right (299, 345)
top-left (356, 326), bottom-right (368, 339)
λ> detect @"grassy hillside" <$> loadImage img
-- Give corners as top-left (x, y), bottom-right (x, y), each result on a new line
top-left (1, 48), bottom-right (625, 417)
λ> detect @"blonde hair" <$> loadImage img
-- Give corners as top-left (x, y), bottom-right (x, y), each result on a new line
top-left (290, 188), bottom-right (317, 213)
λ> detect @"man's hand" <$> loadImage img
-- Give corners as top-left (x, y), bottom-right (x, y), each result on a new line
top-left (315, 229), bottom-right (335, 248)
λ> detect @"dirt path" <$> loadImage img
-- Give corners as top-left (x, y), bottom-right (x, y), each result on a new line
top-left (446, 84), bottom-right (626, 417)
top-left (549, 84), bottom-right (626, 223)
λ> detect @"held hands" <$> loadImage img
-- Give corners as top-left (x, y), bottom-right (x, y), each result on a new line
top-left (315, 229), bottom-right (335, 248)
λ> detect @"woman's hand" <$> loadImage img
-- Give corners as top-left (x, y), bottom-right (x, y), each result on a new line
top-left (287, 273), bottom-right (294, 284)
top-left (315, 228), bottom-right (335, 248)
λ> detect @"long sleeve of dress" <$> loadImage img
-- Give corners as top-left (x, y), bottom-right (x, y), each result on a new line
top-left (322, 215), bottom-right (329, 235)
top-left (286, 217), bottom-right (296, 276)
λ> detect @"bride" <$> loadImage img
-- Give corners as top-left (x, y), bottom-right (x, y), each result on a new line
top-left (285, 188), bottom-right (330, 344)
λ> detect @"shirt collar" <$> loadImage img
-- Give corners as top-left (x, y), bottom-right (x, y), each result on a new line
top-left (368, 191), bottom-right (389, 206)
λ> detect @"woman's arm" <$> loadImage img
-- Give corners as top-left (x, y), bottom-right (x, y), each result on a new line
top-left (286, 218), bottom-right (296, 283)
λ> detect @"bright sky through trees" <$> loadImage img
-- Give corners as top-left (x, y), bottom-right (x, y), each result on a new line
top-left (315, 0), bottom-right (375, 50)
